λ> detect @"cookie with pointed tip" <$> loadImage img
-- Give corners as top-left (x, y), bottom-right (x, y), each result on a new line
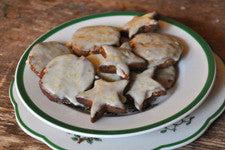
top-left (120, 42), bottom-right (132, 50)
top-left (28, 41), bottom-right (72, 77)
top-left (154, 66), bottom-right (176, 89)
top-left (122, 12), bottom-right (159, 38)
top-left (71, 26), bottom-right (120, 56)
top-left (127, 67), bottom-right (166, 111)
top-left (87, 45), bottom-right (147, 79)
top-left (76, 79), bottom-right (128, 123)
top-left (130, 33), bottom-right (183, 68)
top-left (39, 54), bottom-right (95, 106)
top-left (86, 54), bottom-right (121, 82)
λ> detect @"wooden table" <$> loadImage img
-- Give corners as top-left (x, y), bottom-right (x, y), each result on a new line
top-left (0, 0), bottom-right (224, 149)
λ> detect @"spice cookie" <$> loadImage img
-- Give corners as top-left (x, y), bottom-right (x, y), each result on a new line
top-left (87, 45), bottom-right (147, 79)
top-left (97, 73), bottom-right (121, 82)
top-left (72, 26), bottom-right (120, 56)
top-left (87, 54), bottom-right (121, 81)
top-left (28, 41), bottom-right (72, 77)
top-left (39, 54), bottom-right (95, 106)
top-left (154, 66), bottom-right (176, 89)
top-left (76, 79), bottom-right (128, 123)
top-left (126, 67), bottom-right (166, 111)
top-left (130, 33), bottom-right (183, 68)
top-left (122, 12), bottom-right (159, 38)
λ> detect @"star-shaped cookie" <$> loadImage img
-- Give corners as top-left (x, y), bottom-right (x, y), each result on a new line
top-left (76, 79), bottom-right (128, 123)
top-left (122, 12), bottom-right (159, 38)
top-left (127, 67), bottom-right (166, 111)
top-left (87, 45), bottom-right (147, 79)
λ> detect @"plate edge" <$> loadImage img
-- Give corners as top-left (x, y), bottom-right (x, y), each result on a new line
top-left (14, 12), bottom-right (216, 136)
top-left (10, 52), bottom-right (225, 149)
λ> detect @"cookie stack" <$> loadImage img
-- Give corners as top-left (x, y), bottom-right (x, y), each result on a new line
top-left (28, 12), bottom-right (183, 123)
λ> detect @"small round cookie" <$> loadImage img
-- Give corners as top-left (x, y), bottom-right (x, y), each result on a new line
top-left (72, 26), bottom-right (120, 56)
top-left (122, 12), bottom-right (159, 38)
top-left (130, 33), bottom-right (183, 68)
top-left (154, 66), bottom-right (176, 89)
top-left (28, 41), bottom-right (72, 77)
top-left (39, 54), bottom-right (95, 106)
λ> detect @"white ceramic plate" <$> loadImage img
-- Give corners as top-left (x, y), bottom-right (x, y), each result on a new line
top-left (15, 12), bottom-right (216, 138)
top-left (10, 53), bottom-right (225, 150)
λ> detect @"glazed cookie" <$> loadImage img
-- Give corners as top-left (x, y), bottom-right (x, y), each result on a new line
top-left (87, 54), bottom-right (121, 81)
top-left (126, 67), bottom-right (166, 111)
top-left (87, 45), bottom-right (147, 79)
top-left (76, 79), bottom-right (128, 123)
top-left (97, 73), bottom-right (121, 82)
top-left (28, 41), bottom-right (72, 77)
top-left (130, 33), bottom-right (183, 68)
top-left (71, 26), bottom-right (120, 56)
top-left (154, 66), bottom-right (176, 89)
top-left (122, 12), bottom-right (159, 38)
top-left (39, 54), bottom-right (95, 106)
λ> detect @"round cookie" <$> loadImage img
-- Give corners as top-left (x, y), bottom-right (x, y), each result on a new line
top-left (28, 41), bottom-right (72, 77)
top-left (39, 54), bottom-right (95, 106)
top-left (72, 26), bottom-right (120, 56)
top-left (130, 33), bottom-right (183, 68)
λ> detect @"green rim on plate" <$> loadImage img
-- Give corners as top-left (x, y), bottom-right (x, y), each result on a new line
top-left (10, 55), bottom-right (225, 150)
top-left (15, 12), bottom-right (216, 135)
top-left (10, 79), bottom-right (64, 150)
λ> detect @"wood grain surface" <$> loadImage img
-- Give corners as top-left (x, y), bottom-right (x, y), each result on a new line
top-left (0, 0), bottom-right (224, 149)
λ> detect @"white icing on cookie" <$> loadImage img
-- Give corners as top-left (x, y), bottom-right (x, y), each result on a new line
top-left (102, 45), bottom-right (146, 78)
top-left (87, 54), bottom-right (121, 81)
top-left (41, 54), bottom-right (95, 106)
top-left (72, 26), bottom-right (120, 52)
top-left (127, 67), bottom-right (165, 110)
top-left (97, 73), bottom-right (121, 82)
top-left (76, 79), bottom-right (128, 118)
top-left (86, 54), bottom-right (105, 68)
top-left (123, 12), bottom-right (158, 38)
top-left (155, 66), bottom-right (176, 89)
top-left (130, 33), bottom-right (183, 67)
top-left (88, 45), bottom-right (145, 78)
top-left (29, 41), bottom-right (72, 76)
